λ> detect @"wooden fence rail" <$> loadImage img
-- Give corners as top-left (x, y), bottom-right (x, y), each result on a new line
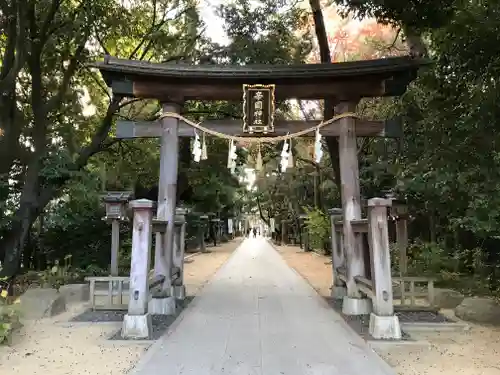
top-left (85, 276), bottom-right (130, 311)
top-left (334, 268), bottom-right (437, 311)
top-left (392, 276), bottom-right (436, 310)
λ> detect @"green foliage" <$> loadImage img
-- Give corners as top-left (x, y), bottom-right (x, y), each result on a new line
top-left (335, 0), bottom-right (456, 31)
top-left (218, 0), bottom-right (313, 63)
top-left (0, 300), bottom-right (20, 345)
top-left (406, 241), bottom-right (451, 276)
top-left (0, 0), bottom-right (205, 278)
top-left (0, 276), bottom-right (21, 345)
top-left (304, 207), bottom-right (330, 251)
top-left (38, 255), bottom-right (78, 291)
top-left (390, 240), bottom-right (500, 296)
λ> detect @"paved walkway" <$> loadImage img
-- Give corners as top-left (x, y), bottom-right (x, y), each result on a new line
top-left (132, 238), bottom-right (395, 375)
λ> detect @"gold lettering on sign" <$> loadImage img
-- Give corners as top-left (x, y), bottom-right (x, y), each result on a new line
top-left (243, 84), bottom-right (275, 134)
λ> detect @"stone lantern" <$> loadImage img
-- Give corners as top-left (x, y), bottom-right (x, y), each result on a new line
top-left (298, 214), bottom-right (310, 251)
top-left (391, 199), bottom-right (409, 219)
top-left (101, 191), bottom-right (134, 276)
top-left (102, 191), bottom-right (133, 220)
top-left (199, 214), bottom-right (209, 252)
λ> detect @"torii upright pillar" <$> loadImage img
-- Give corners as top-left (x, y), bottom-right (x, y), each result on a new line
top-left (336, 101), bottom-right (371, 315)
top-left (149, 102), bottom-right (180, 315)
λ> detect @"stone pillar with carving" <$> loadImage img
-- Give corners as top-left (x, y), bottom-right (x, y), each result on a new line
top-left (329, 208), bottom-right (346, 299)
top-left (172, 207), bottom-right (187, 300)
top-left (367, 198), bottom-right (401, 340)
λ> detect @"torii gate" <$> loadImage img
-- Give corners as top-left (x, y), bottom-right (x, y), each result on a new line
top-left (94, 56), bottom-right (425, 328)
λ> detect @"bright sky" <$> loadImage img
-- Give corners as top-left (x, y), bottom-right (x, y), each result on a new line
top-left (199, 0), bottom-right (229, 45)
top-left (199, 0), bottom-right (260, 187)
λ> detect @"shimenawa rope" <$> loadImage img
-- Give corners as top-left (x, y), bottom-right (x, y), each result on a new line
top-left (158, 112), bottom-right (358, 143)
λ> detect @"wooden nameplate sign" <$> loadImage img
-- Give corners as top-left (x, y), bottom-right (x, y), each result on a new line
top-left (243, 84), bottom-right (275, 134)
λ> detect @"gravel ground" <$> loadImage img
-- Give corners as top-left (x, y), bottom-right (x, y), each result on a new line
top-left (71, 309), bottom-right (126, 323)
top-left (276, 244), bottom-right (500, 375)
top-left (0, 240), bottom-right (241, 375)
top-left (396, 310), bottom-right (454, 323)
top-left (327, 298), bottom-right (412, 341)
top-left (107, 297), bottom-right (194, 341)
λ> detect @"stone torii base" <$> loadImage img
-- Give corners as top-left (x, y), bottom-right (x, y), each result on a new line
top-left (148, 207), bottom-right (188, 315)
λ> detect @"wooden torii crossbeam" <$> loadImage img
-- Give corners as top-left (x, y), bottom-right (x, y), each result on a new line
top-left (115, 118), bottom-right (403, 139)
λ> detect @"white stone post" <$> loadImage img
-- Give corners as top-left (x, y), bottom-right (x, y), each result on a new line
top-left (172, 208), bottom-right (187, 300)
top-left (122, 199), bottom-right (154, 339)
top-left (329, 208), bottom-right (346, 299)
top-left (367, 198), bottom-right (401, 340)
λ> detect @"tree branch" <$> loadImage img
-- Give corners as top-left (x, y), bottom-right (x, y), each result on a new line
top-left (0, 1), bottom-right (27, 94)
top-left (27, 1), bottom-right (48, 146)
top-left (308, 0), bottom-right (341, 192)
top-left (129, 0), bottom-right (159, 59)
top-left (256, 194), bottom-right (271, 227)
top-left (137, 5), bottom-right (197, 61)
top-left (85, 68), bottom-right (111, 99)
top-left (45, 1), bottom-right (85, 39)
top-left (308, 0), bottom-right (331, 63)
top-left (386, 27), bottom-right (401, 50)
top-left (73, 96), bottom-right (121, 170)
top-left (39, 0), bottom-right (63, 44)
top-left (95, 31), bottom-right (110, 55)
top-left (118, 98), bottom-right (143, 109)
top-left (46, 41), bottom-right (87, 113)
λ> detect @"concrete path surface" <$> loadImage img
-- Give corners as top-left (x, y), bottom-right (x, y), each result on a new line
top-left (131, 238), bottom-right (395, 375)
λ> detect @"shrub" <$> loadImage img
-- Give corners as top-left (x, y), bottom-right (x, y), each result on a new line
top-left (304, 207), bottom-right (330, 252)
top-left (0, 277), bottom-right (21, 345)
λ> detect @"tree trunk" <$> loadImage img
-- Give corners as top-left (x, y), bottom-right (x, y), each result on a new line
top-left (308, 0), bottom-right (342, 192)
top-left (256, 195), bottom-right (270, 227)
top-left (0, 97), bottom-right (121, 280)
